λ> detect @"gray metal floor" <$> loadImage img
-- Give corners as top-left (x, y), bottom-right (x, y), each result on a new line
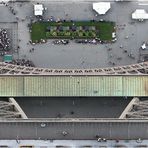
top-left (15, 97), bottom-right (130, 118)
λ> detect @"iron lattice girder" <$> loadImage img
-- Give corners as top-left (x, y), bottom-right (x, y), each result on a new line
top-left (126, 99), bottom-right (148, 118)
top-left (0, 110), bottom-right (20, 118)
top-left (0, 101), bottom-right (13, 109)
top-left (0, 100), bottom-right (22, 118)
top-left (126, 114), bottom-right (148, 118)
top-left (133, 103), bottom-right (148, 110)
top-left (0, 61), bottom-right (147, 75)
top-left (128, 110), bottom-right (148, 115)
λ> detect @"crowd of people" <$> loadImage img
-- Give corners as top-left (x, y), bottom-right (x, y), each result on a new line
top-left (0, 1), bottom-right (16, 15)
top-left (10, 59), bottom-right (35, 67)
top-left (0, 29), bottom-right (10, 50)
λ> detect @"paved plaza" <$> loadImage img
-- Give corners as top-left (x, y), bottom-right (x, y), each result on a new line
top-left (0, 139), bottom-right (148, 147)
top-left (0, 1), bottom-right (148, 68)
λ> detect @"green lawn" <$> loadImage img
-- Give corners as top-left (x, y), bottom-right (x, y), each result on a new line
top-left (30, 21), bottom-right (115, 42)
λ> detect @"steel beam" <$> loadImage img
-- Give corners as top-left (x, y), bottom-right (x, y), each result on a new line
top-left (9, 98), bottom-right (28, 119)
top-left (0, 119), bottom-right (148, 140)
top-left (0, 61), bottom-right (147, 75)
top-left (119, 97), bottom-right (139, 119)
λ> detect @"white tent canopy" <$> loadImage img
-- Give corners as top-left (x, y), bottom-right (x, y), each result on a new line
top-left (132, 9), bottom-right (148, 19)
top-left (93, 2), bottom-right (111, 15)
top-left (34, 4), bottom-right (44, 16)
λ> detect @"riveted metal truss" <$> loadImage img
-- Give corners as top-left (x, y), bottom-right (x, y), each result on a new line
top-left (123, 98), bottom-right (148, 119)
top-left (0, 61), bottom-right (147, 75)
top-left (0, 99), bottom-right (27, 119)
top-left (0, 101), bottom-right (20, 118)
